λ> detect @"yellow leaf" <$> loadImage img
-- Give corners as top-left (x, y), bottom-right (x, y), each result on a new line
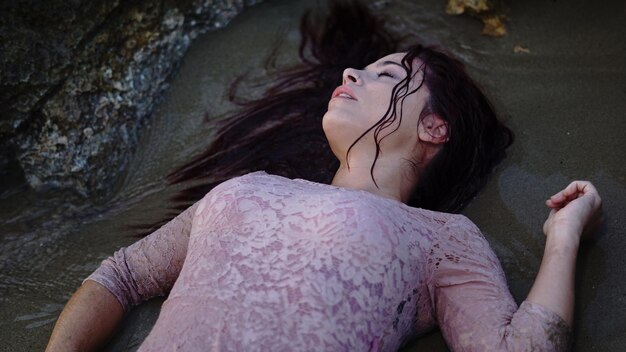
top-left (446, 0), bottom-right (492, 15)
top-left (481, 15), bottom-right (507, 37)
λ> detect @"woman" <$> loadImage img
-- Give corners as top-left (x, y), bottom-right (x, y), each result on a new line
top-left (46, 1), bottom-right (602, 351)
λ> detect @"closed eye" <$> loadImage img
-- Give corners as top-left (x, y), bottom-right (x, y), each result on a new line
top-left (377, 71), bottom-right (395, 78)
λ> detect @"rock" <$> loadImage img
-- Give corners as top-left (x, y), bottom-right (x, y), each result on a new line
top-left (0, 0), bottom-right (263, 197)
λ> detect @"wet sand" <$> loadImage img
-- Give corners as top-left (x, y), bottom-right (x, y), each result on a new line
top-left (1, 0), bottom-right (625, 350)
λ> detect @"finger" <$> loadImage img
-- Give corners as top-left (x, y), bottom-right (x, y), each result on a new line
top-left (546, 180), bottom-right (601, 210)
top-left (552, 181), bottom-right (582, 201)
top-left (572, 180), bottom-right (601, 198)
top-left (546, 198), bottom-right (564, 209)
top-left (573, 181), bottom-right (602, 209)
top-left (548, 180), bottom-right (589, 205)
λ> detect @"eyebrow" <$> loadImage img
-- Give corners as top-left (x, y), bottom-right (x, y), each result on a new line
top-left (376, 60), bottom-right (404, 69)
top-left (364, 60), bottom-right (405, 71)
top-left (376, 60), bottom-right (404, 68)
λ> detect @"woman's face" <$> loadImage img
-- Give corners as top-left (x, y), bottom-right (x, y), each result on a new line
top-left (322, 52), bottom-right (431, 162)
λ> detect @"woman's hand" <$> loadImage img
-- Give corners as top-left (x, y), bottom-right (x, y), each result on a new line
top-left (543, 180), bottom-right (603, 242)
top-left (525, 180), bottom-right (603, 326)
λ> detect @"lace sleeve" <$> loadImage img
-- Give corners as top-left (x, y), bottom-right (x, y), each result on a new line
top-left (428, 215), bottom-right (571, 351)
top-left (84, 201), bottom-right (200, 312)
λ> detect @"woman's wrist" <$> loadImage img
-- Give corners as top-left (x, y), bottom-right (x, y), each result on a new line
top-left (544, 228), bottom-right (581, 255)
top-left (527, 227), bottom-right (579, 327)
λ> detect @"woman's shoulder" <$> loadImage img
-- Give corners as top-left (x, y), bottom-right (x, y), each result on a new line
top-left (428, 213), bottom-right (493, 256)
top-left (393, 206), bottom-right (466, 233)
top-left (195, 171), bottom-right (269, 201)
top-left (226, 170), bottom-right (296, 185)
top-left (202, 171), bottom-right (309, 200)
top-left (439, 213), bottom-right (482, 234)
top-left (210, 171), bottom-right (272, 190)
top-left (229, 170), bottom-right (271, 182)
top-left (400, 208), bottom-right (485, 247)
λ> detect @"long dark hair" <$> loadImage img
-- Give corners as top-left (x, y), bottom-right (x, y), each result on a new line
top-left (136, 0), bottom-right (512, 234)
top-left (406, 44), bottom-right (514, 211)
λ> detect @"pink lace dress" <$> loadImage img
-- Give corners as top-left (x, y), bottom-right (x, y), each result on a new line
top-left (87, 171), bottom-right (570, 351)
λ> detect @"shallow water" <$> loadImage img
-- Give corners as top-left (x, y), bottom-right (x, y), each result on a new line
top-left (1, 0), bottom-right (625, 350)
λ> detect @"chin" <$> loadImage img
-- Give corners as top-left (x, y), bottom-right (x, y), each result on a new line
top-left (323, 107), bottom-right (373, 147)
top-left (323, 108), bottom-right (355, 129)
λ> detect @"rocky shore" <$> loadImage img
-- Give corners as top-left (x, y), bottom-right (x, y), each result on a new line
top-left (0, 0), bottom-right (262, 198)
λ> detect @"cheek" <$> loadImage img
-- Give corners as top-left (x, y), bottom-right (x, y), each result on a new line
top-left (387, 96), bottom-right (423, 143)
top-left (399, 91), bottom-right (422, 113)
top-left (376, 89), bottom-right (394, 109)
top-left (364, 90), bottom-right (393, 125)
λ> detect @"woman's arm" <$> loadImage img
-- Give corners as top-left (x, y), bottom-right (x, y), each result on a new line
top-left (46, 281), bottom-right (123, 352)
top-left (429, 180), bottom-right (602, 351)
top-left (46, 200), bottom-right (202, 352)
top-left (526, 180), bottom-right (603, 325)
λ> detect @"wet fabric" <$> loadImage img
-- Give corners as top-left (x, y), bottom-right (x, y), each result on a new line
top-left (87, 171), bottom-right (570, 351)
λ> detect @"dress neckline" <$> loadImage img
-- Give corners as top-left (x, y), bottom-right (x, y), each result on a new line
top-left (250, 171), bottom-right (415, 210)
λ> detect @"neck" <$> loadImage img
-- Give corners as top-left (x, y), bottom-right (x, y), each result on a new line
top-left (330, 158), bottom-right (417, 204)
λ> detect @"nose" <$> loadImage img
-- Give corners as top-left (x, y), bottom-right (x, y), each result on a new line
top-left (342, 68), bottom-right (362, 85)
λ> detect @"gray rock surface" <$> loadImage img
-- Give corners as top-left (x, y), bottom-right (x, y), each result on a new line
top-left (0, 0), bottom-right (262, 197)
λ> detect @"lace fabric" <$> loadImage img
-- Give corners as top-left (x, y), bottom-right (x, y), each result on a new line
top-left (87, 171), bottom-right (570, 351)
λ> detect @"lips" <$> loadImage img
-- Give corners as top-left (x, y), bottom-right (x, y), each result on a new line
top-left (331, 86), bottom-right (357, 101)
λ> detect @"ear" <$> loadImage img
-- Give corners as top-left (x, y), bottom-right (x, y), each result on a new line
top-left (418, 114), bottom-right (449, 144)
